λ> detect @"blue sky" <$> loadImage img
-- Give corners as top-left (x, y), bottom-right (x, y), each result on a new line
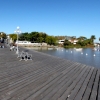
top-left (0, 0), bottom-right (100, 42)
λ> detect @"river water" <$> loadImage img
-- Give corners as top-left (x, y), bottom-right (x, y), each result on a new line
top-left (27, 47), bottom-right (100, 68)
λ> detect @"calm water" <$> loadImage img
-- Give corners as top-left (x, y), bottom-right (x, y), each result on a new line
top-left (27, 47), bottom-right (100, 68)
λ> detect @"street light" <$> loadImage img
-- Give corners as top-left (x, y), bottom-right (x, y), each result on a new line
top-left (14, 26), bottom-right (21, 54)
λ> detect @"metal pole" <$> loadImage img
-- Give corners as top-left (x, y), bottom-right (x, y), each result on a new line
top-left (16, 32), bottom-right (19, 54)
top-left (15, 26), bottom-right (21, 54)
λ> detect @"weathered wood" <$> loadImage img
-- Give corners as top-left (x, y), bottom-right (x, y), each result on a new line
top-left (0, 46), bottom-right (100, 100)
top-left (66, 66), bottom-right (90, 100)
top-left (26, 63), bottom-right (81, 100)
top-left (89, 69), bottom-right (100, 100)
top-left (82, 68), bottom-right (97, 100)
top-left (97, 72), bottom-right (100, 100)
top-left (9, 61), bottom-right (75, 100)
top-left (74, 67), bottom-right (94, 100)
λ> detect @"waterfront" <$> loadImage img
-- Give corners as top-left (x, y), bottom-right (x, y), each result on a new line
top-left (1, 46), bottom-right (100, 100)
top-left (27, 47), bottom-right (100, 68)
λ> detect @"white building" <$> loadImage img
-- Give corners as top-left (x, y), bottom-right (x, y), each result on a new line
top-left (15, 41), bottom-right (31, 44)
top-left (58, 40), bottom-right (65, 44)
top-left (15, 41), bottom-right (47, 47)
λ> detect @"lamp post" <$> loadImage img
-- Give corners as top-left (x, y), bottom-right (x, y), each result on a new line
top-left (14, 26), bottom-right (21, 54)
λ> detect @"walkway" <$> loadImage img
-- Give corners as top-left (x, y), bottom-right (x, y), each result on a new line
top-left (0, 46), bottom-right (100, 100)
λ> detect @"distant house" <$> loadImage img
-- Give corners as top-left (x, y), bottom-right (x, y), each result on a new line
top-left (58, 37), bottom-right (78, 45)
top-left (69, 39), bottom-right (78, 44)
top-left (64, 36), bottom-right (78, 44)
top-left (58, 40), bottom-right (65, 44)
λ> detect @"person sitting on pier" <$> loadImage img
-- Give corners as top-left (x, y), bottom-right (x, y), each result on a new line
top-left (10, 43), bottom-right (17, 51)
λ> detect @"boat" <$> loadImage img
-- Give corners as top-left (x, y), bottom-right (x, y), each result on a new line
top-left (75, 48), bottom-right (83, 51)
top-left (93, 48), bottom-right (97, 51)
top-left (93, 47), bottom-right (100, 51)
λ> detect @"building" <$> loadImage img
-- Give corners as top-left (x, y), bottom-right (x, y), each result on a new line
top-left (58, 40), bottom-right (65, 44)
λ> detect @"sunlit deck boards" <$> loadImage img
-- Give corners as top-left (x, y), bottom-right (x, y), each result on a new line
top-left (0, 47), bottom-right (100, 100)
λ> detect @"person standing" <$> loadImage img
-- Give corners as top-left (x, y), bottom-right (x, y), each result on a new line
top-left (0, 37), bottom-right (4, 48)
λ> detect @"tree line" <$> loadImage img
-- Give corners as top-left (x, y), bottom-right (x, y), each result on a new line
top-left (9, 32), bottom-right (58, 45)
top-left (64, 35), bottom-right (96, 47)
top-left (0, 32), bottom-right (99, 47)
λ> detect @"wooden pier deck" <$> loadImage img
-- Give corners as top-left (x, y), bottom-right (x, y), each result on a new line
top-left (0, 46), bottom-right (100, 100)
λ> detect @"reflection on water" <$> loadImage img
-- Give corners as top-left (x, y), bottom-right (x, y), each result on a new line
top-left (26, 47), bottom-right (100, 68)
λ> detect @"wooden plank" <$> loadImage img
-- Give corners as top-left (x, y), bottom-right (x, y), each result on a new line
top-left (89, 69), bottom-right (100, 100)
top-left (67, 66), bottom-right (91, 100)
top-left (74, 67), bottom-right (94, 100)
top-left (0, 54), bottom-right (70, 83)
top-left (21, 63), bottom-right (80, 100)
top-left (32, 63), bottom-right (82, 100)
top-left (3, 61), bottom-right (73, 99)
top-left (0, 59), bottom-right (74, 99)
top-left (81, 68), bottom-right (97, 100)
top-left (97, 70), bottom-right (100, 100)
top-left (9, 61), bottom-right (75, 100)
top-left (50, 65), bottom-right (87, 100)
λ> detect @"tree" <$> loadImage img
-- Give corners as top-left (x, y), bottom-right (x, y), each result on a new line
top-left (77, 40), bottom-right (86, 46)
top-left (41, 33), bottom-right (48, 42)
top-left (55, 36), bottom-right (66, 40)
top-left (46, 36), bottom-right (57, 45)
top-left (63, 39), bottom-right (72, 46)
top-left (9, 34), bottom-right (17, 41)
top-left (77, 36), bottom-right (87, 41)
top-left (37, 37), bottom-right (43, 43)
top-left (90, 35), bottom-right (96, 44)
top-left (0, 32), bottom-right (7, 39)
top-left (29, 32), bottom-right (39, 42)
top-left (19, 32), bottom-right (29, 41)
top-left (71, 36), bottom-right (76, 41)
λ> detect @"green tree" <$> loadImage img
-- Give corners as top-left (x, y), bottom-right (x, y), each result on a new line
top-left (46, 36), bottom-right (57, 45)
top-left (77, 40), bottom-right (86, 46)
top-left (77, 36), bottom-right (87, 41)
top-left (37, 37), bottom-right (43, 43)
top-left (29, 32), bottom-right (39, 42)
top-left (90, 35), bottom-right (96, 44)
top-left (19, 32), bottom-right (29, 41)
top-left (9, 34), bottom-right (17, 41)
top-left (84, 39), bottom-right (92, 45)
top-left (71, 36), bottom-right (76, 41)
top-left (0, 32), bottom-right (7, 39)
top-left (63, 39), bottom-right (72, 46)
top-left (55, 36), bottom-right (66, 40)
top-left (41, 33), bottom-right (48, 42)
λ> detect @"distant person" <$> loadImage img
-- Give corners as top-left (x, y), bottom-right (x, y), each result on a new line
top-left (0, 38), bottom-right (4, 43)
top-left (0, 38), bottom-right (5, 48)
